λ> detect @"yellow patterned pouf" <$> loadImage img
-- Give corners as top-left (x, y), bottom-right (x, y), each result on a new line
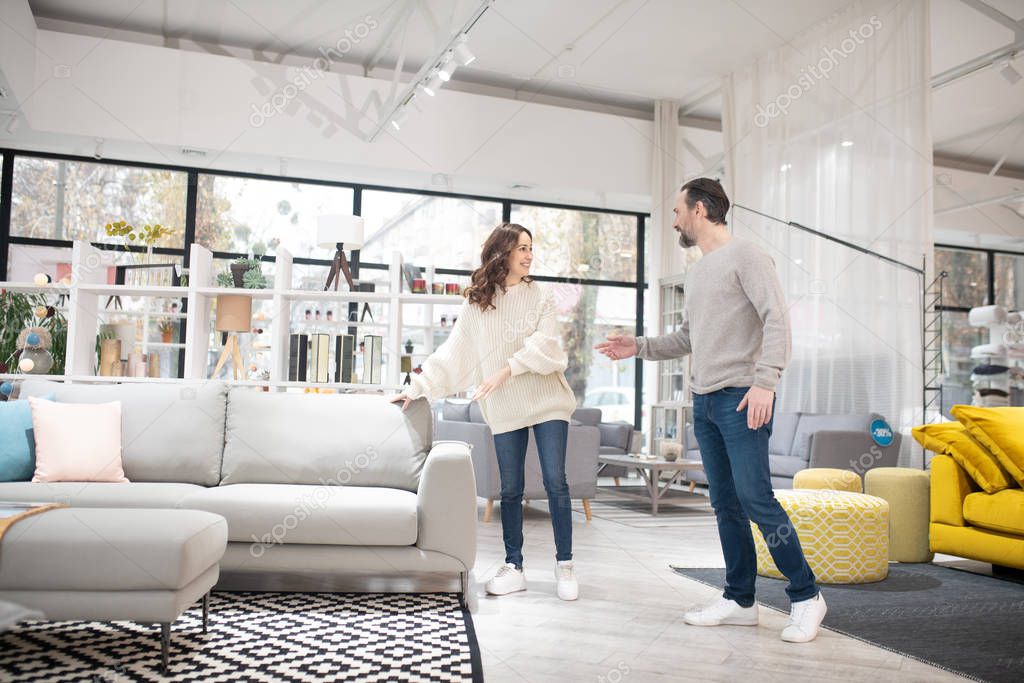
top-left (793, 468), bottom-right (863, 492)
top-left (752, 489), bottom-right (890, 584)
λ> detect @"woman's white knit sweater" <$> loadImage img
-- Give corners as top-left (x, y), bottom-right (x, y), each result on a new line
top-left (403, 280), bottom-right (577, 434)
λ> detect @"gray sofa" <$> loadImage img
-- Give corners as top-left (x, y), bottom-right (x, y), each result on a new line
top-left (0, 380), bottom-right (477, 602)
top-left (434, 399), bottom-right (604, 521)
top-left (682, 411), bottom-right (901, 489)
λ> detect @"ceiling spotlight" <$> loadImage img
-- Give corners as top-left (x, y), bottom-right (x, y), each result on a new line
top-left (437, 55), bottom-right (456, 82)
top-left (999, 60), bottom-right (1021, 85)
top-left (453, 35), bottom-right (475, 66)
top-left (423, 70), bottom-right (444, 95)
top-left (390, 109), bottom-right (406, 131)
top-left (840, 140), bottom-right (854, 147)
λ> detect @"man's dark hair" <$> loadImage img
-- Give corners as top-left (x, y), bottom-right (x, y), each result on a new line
top-left (680, 177), bottom-right (729, 225)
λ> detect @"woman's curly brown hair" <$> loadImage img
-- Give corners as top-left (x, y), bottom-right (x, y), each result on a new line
top-left (465, 223), bottom-right (533, 311)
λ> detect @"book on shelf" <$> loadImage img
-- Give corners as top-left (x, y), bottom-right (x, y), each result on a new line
top-left (309, 333), bottom-right (331, 383)
top-left (288, 334), bottom-right (308, 382)
top-left (335, 334), bottom-right (354, 383)
top-left (362, 335), bottom-right (382, 384)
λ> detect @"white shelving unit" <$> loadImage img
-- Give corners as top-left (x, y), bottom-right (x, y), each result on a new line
top-left (649, 273), bottom-right (692, 458)
top-left (1, 240), bottom-right (467, 393)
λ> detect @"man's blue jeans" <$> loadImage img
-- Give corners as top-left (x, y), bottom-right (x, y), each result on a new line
top-left (693, 387), bottom-right (818, 606)
top-left (493, 419), bottom-right (573, 568)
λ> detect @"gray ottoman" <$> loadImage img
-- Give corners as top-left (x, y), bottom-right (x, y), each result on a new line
top-left (0, 507), bottom-right (227, 672)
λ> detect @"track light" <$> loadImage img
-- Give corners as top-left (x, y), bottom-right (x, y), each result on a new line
top-left (999, 60), bottom-right (1021, 85)
top-left (437, 54), bottom-right (456, 82)
top-left (453, 35), bottom-right (475, 66)
top-left (423, 70), bottom-right (444, 95)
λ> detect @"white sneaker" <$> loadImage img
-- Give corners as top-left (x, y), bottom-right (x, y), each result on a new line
top-left (781, 593), bottom-right (827, 643)
top-left (555, 561), bottom-right (579, 601)
top-left (485, 563), bottom-right (526, 596)
top-left (683, 597), bottom-right (759, 626)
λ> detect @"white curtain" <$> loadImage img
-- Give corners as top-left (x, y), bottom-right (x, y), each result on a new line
top-left (722, 0), bottom-right (934, 465)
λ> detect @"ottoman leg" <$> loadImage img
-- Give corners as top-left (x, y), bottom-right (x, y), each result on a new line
top-left (160, 622), bottom-right (171, 675)
top-left (203, 592), bottom-right (210, 633)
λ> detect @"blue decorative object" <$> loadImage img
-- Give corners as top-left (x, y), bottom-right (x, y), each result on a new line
top-left (0, 382), bottom-right (12, 397)
top-left (870, 418), bottom-right (894, 447)
top-left (0, 395), bottom-right (53, 481)
top-left (25, 332), bottom-right (41, 347)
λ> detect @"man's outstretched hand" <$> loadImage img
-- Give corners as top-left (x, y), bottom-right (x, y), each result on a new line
top-left (595, 334), bottom-right (638, 361)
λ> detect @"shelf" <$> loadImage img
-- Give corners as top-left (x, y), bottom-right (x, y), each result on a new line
top-left (0, 282), bottom-right (71, 293)
top-left (194, 287), bottom-right (275, 300)
top-left (291, 320), bottom-right (388, 328)
top-left (97, 309), bottom-right (188, 319)
top-left (274, 381), bottom-right (403, 391)
top-left (79, 284), bottom-right (188, 297)
top-left (0, 373), bottom-right (65, 382)
top-left (144, 342), bottom-right (186, 348)
top-left (398, 294), bottom-right (465, 305)
top-left (281, 289), bottom-right (391, 302)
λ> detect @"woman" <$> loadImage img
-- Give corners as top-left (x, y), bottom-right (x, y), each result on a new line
top-left (389, 223), bottom-right (580, 601)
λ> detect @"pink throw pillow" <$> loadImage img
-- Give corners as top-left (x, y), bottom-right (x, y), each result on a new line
top-left (29, 398), bottom-right (128, 483)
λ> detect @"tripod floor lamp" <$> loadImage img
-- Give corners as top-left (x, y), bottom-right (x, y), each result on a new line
top-left (318, 215), bottom-right (365, 291)
top-left (211, 294), bottom-right (251, 380)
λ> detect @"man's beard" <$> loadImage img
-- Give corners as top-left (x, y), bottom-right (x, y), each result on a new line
top-left (677, 227), bottom-right (697, 248)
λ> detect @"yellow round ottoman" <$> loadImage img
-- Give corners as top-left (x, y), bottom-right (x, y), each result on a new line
top-left (864, 467), bottom-right (934, 564)
top-left (752, 489), bottom-right (890, 584)
top-left (793, 468), bottom-right (863, 492)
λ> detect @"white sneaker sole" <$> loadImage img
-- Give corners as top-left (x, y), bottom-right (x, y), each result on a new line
top-left (684, 613), bottom-right (759, 627)
top-left (485, 584), bottom-right (526, 596)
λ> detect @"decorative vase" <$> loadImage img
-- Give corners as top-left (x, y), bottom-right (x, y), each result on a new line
top-left (148, 352), bottom-right (161, 378)
top-left (405, 342), bottom-right (413, 353)
top-left (99, 339), bottom-right (121, 377)
top-left (161, 330), bottom-right (173, 343)
top-left (230, 263), bottom-right (247, 288)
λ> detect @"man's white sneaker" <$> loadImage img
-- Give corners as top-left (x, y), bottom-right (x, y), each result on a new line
top-left (485, 563), bottom-right (526, 596)
top-left (683, 597), bottom-right (759, 626)
top-left (555, 561), bottom-right (579, 601)
top-left (781, 593), bottom-right (827, 642)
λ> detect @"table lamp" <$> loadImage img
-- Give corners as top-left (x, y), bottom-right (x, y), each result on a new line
top-left (211, 294), bottom-right (252, 380)
top-left (317, 215), bottom-right (365, 291)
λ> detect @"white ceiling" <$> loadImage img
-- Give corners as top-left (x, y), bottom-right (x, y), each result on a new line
top-left (19, 0), bottom-right (1024, 237)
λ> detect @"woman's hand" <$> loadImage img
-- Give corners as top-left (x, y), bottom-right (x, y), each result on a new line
top-left (389, 392), bottom-right (413, 411)
top-left (472, 365), bottom-right (511, 401)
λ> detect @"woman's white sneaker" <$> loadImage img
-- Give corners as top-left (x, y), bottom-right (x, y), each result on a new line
top-left (781, 593), bottom-right (827, 642)
top-left (485, 563), bottom-right (526, 596)
top-left (555, 561), bottom-right (579, 601)
top-left (683, 597), bottom-right (759, 626)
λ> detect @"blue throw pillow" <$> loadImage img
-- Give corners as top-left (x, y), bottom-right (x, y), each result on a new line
top-left (0, 394), bottom-right (54, 481)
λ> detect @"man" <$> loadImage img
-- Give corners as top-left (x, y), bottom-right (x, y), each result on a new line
top-left (595, 178), bottom-right (826, 643)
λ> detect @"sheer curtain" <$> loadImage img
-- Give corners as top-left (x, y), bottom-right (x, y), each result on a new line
top-left (722, 0), bottom-right (934, 465)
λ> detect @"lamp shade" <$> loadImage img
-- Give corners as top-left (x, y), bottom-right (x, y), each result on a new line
top-left (317, 215), bottom-right (364, 250)
top-left (215, 294), bottom-right (252, 333)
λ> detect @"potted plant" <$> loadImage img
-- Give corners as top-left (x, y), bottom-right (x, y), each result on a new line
top-left (105, 220), bottom-right (176, 284)
top-left (217, 257), bottom-right (268, 290)
top-left (1, 291), bottom-right (67, 376)
top-left (158, 318), bottom-right (176, 343)
top-left (405, 339), bottom-right (414, 354)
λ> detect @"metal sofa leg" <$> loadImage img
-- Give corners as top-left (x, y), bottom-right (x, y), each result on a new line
top-left (160, 622), bottom-right (170, 675)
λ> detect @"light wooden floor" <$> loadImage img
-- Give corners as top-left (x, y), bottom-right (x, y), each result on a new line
top-left (470, 493), bottom-right (969, 683)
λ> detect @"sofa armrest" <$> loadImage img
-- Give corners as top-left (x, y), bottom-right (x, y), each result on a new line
top-left (566, 425), bottom-right (601, 498)
top-left (930, 454), bottom-right (977, 527)
top-left (436, 420), bottom-right (497, 498)
top-left (417, 440), bottom-right (477, 571)
top-left (808, 430), bottom-right (901, 471)
top-left (598, 422), bottom-right (632, 451)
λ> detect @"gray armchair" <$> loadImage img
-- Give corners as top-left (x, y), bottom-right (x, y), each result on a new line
top-left (573, 407), bottom-right (634, 485)
top-left (434, 400), bottom-right (601, 521)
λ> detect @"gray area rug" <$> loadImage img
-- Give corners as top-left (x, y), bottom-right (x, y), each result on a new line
top-left (672, 563), bottom-right (1024, 683)
top-left (570, 484), bottom-right (714, 528)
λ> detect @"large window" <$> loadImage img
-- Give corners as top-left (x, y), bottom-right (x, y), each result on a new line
top-left (995, 253), bottom-right (1024, 310)
top-left (0, 148), bottom-right (649, 429)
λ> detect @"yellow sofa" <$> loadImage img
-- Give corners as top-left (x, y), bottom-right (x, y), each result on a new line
top-left (930, 454), bottom-right (1024, 570)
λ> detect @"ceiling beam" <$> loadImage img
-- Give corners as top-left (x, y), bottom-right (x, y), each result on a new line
top-left (935, 189), bottom-right (1024, 216)
top-left (958, 0), bottom-right (1023, 37)
top-left (934, 152), bottom-right (1024, 180)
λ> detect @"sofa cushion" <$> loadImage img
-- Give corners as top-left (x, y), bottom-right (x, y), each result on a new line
top-left (572, 408), bottom-right (601, 427)
top-left (220, 389), bottom-right (431, 491)
top-left (769, 454), bottom-right (809, 478)
top-left (18, 379), bottom-right (227, 486)
top-left (791, 413), bottom-right (874, 461)
top-left (180, 484), bottom-right (418, 546)
top-left (912, 422), bottom-right (1015, 493)
top-left (441, 399), bottom-right (470, 423)
top-left (769, 413), bottom-right (800, 456)
top-left (0, 481), bottom-right (208, 508)
top-left (0, 396), bottom-right (50, 482)
top-left (598, 422), bottom-right (632, 451)
top-left (29, 398), bottom-right (128, 483)
top-left (963, 489), bottom-right (1024, 535)
top-left (0, 508), bottom-right (226, 592)
top-left (952, 406), bottom-right (1024, 488)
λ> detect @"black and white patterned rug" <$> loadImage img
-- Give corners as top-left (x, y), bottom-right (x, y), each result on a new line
top-left (0, 592), bottom-right (484, 682)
